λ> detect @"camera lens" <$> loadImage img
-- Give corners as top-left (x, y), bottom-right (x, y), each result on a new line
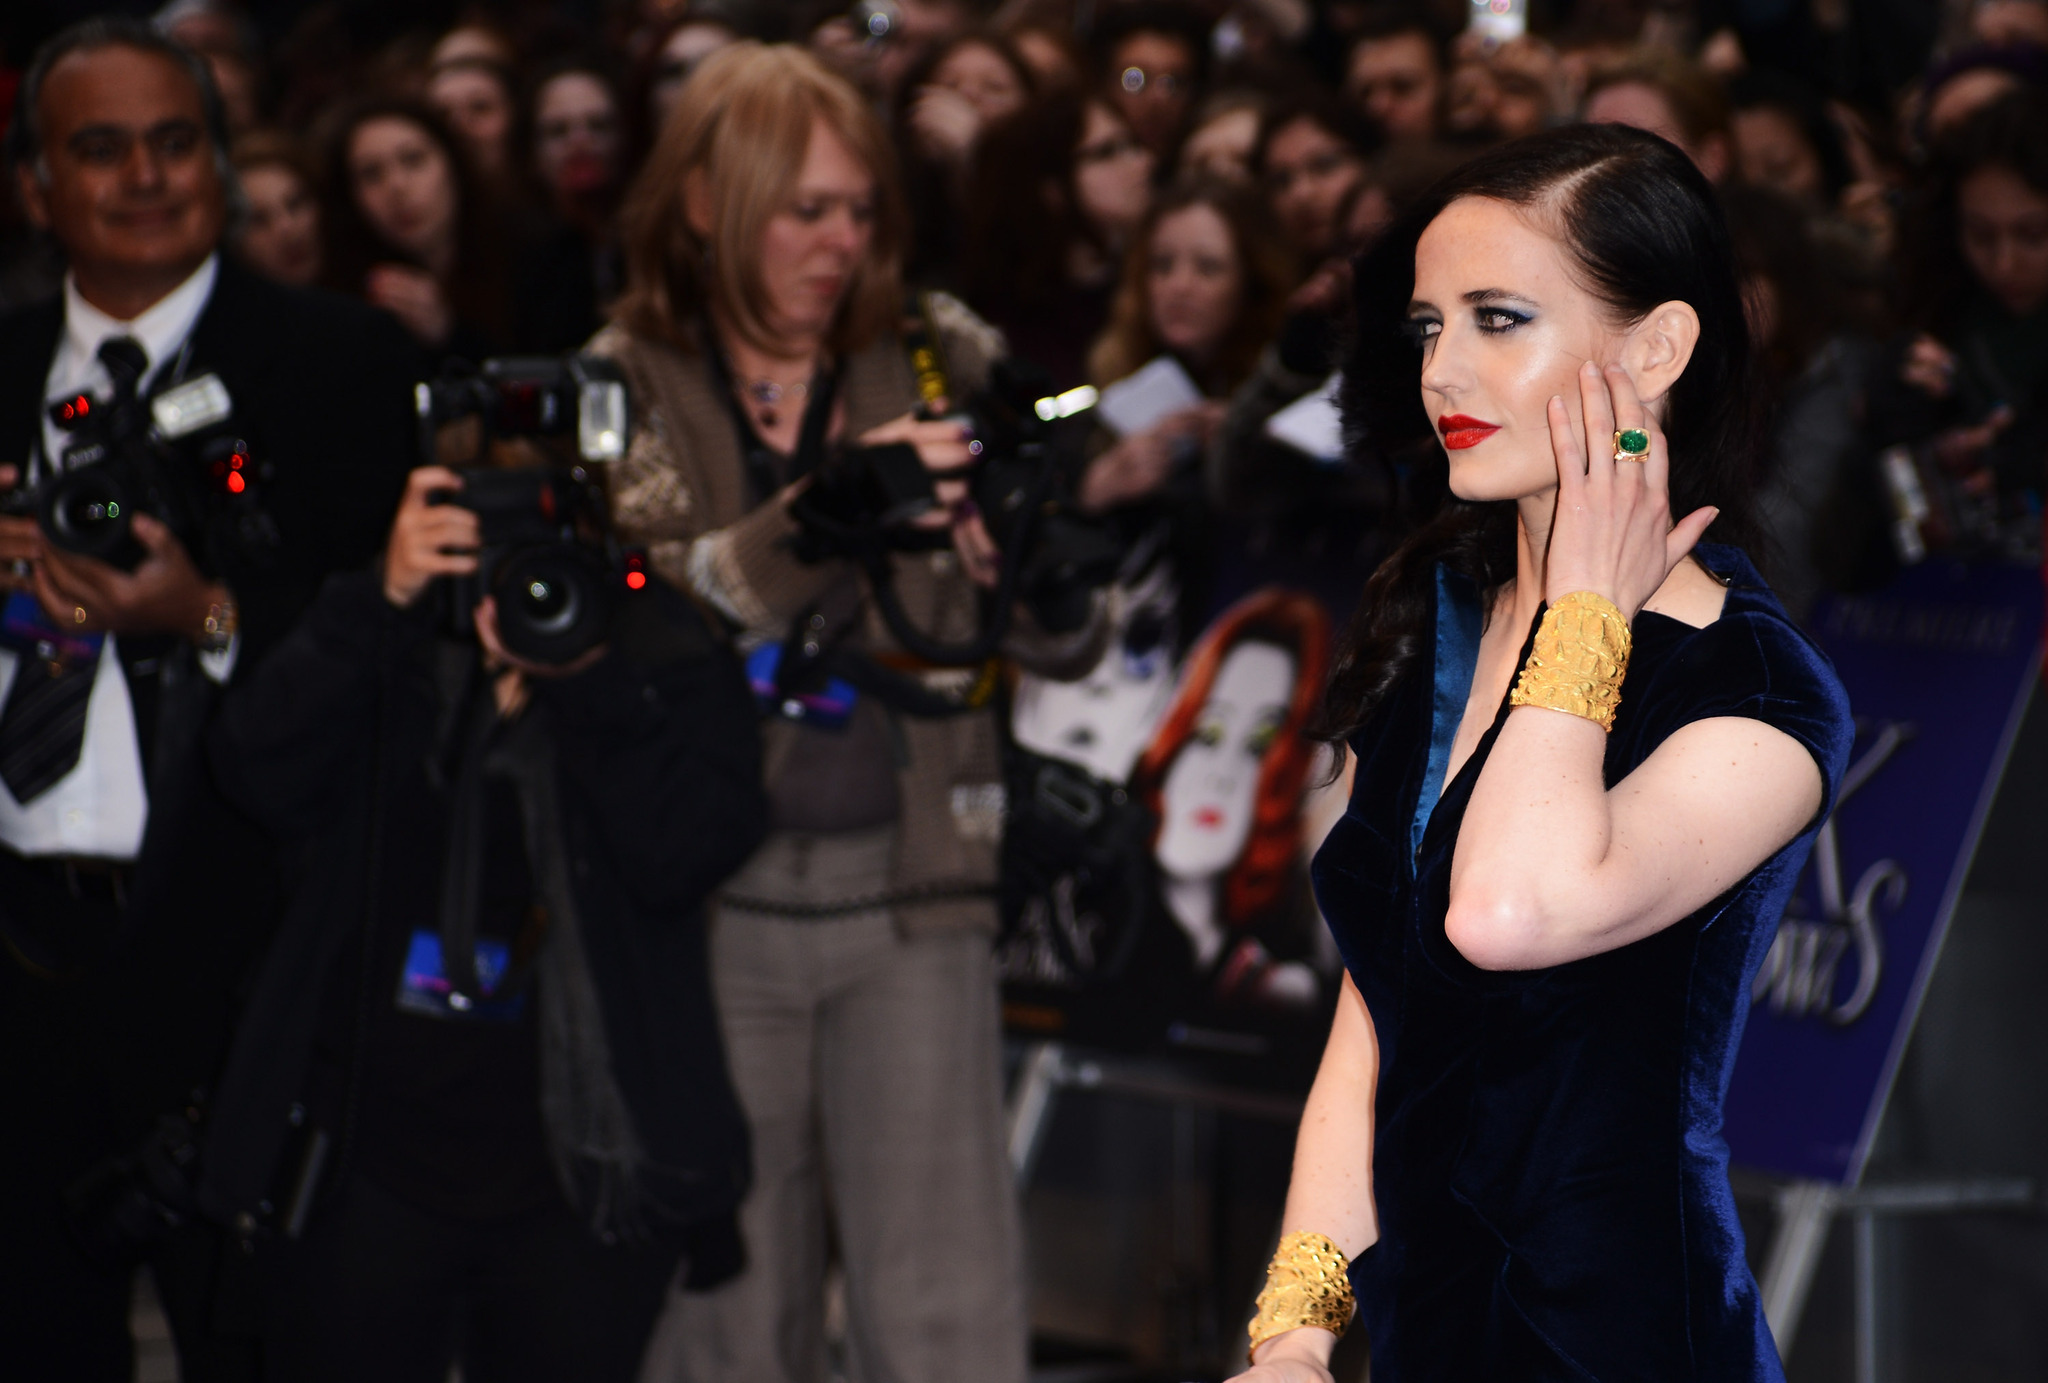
top-left (491, 545), bottom-right (616, 665)
top-left (39, 467), bottom-right (136, 563)
top-left (518, 570), bottom-right (578, 634)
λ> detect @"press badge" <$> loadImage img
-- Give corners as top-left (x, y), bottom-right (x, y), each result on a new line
top-left (395, 929), bottom-right (528, 1022)
top-left (746, 641), bottom-right (857, 729)
top-left (0, 589), bottom-right (104, 669)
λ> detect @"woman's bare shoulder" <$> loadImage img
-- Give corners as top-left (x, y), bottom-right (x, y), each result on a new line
top-left (1639, 554), bottom-right (1730, 630)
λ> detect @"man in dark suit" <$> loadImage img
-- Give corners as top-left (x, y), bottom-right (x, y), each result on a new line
top-left (0, 20), bottom-right (420, 1379)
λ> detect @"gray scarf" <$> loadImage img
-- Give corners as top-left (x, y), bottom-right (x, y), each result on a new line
top-left (434, 647), bottom-right (650, 1240)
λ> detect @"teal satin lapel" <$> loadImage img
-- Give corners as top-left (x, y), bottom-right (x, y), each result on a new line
top-left (1413, 564), bottom-right (1482, 860)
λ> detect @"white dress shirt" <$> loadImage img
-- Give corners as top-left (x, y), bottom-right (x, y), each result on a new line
top-left (0, 254), bottom-right (224, 860)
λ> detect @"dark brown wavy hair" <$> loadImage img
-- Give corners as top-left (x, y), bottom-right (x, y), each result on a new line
top-left (1315, 123), bottom-right (1762, 760)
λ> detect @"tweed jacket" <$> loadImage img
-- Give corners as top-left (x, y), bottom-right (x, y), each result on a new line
top-left (590, 298), bottom-right (1085, 936)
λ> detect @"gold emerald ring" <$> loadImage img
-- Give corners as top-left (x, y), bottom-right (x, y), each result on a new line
top-left (1613, 428), bottom-right (1650, 462)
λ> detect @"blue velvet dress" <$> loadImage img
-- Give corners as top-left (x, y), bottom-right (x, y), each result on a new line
top-left (1310, 545), bottom-right (1853, 1381)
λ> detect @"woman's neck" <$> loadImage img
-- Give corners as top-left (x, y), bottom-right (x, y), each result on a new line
top-left (1162, 871), bottom-right (1226, 970)
top-left (1508, 489), bottom-right (1557, 630)
top-left (714, 314), bottom-right (826, 384)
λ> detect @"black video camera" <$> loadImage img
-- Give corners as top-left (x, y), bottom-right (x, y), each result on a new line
top-left (415, 356), bottom-right (647, 667)
top-left (790, 359), bottom-right (1124, 660)
top-left (3, 363), bottom-right (269, 574)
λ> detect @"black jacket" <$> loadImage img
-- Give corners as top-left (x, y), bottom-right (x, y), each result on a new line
top-left (0, 259), bottom-right (422, 1136)
top-left (197, 571), bottom-right (767, 1238)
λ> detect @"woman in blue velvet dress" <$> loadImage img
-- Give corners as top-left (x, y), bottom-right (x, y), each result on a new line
top-left (1230, 125), bottom-right (1853, 1383)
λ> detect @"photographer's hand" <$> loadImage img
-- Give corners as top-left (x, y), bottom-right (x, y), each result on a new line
top-left (383, 466), bottom-right (480, 608)
top-left (1078, 404), bottom-right (1220, 514)
top-left (853, 408), bottom-right (1002, 586)
top-left (366, 265), bottom-right (455, 349)
top-left (33, 513), bottom-right (228, 641)
top-left (0, 464), bottom-right (39, 592)
top-left (908, 84), bottom-right (982, 165)
top-left (854, 408), bottom-right (979, 520)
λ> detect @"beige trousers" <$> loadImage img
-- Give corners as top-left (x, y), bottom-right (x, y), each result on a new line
top-left (638, 830), bottom-right (1027, 1383)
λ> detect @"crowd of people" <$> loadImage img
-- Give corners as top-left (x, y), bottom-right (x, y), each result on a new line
top-left (1, 0), bottom-right (2045, 1381)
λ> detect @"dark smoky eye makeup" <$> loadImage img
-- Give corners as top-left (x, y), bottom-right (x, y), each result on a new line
top-left (1474, 305), bottom-right (1533, 333)
top-left (1400, 316), bottom-right (1441, 346)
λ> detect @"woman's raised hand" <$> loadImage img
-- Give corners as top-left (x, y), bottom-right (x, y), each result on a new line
top-left (1541, 360), bottom-right (1716, 619)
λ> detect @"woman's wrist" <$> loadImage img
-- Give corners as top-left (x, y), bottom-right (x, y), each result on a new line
top-left (1251, 1325), bottom-right (1339, 1366)
top-left (1509, 591), bottom-right (1632, 732)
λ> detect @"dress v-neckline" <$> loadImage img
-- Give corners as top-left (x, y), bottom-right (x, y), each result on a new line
top-left (1407, 560), bottom-right (1733, 868)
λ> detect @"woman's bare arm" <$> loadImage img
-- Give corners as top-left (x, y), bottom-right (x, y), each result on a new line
top-left (1447, 711), bottom-right (1820, 971)
top-left (1445, 359), bottom-right (1822, 971)
top-left (1227, 973), bottom-right (1380, 1381)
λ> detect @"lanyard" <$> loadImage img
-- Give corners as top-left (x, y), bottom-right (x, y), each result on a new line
top-left (699, 324), bottom-right (840, 505)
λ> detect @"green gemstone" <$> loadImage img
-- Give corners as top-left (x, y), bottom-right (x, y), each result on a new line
top-left (1616, 428), bottom-right (1650, 456)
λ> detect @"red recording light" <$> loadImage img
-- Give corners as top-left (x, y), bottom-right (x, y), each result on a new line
top-left (625, 570), bottom-right (647, 590)
top-left (226, 472), bottom-right (246, 494)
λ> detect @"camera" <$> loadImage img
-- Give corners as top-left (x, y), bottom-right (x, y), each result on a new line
top-left (415, 355), bottom-right (646, 666)
top-left (790, 358), bottom-right (1124, 661)
top-left (2, 360), bottom-right (266, 574)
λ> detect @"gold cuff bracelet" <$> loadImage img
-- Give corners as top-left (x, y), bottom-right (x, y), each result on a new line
top-left (1507, 590), bottom-right (1632, 732)
top-left (1248, 1230), bottom-right (1355, 1358)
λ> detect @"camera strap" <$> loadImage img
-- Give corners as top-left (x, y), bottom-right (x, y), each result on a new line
top-left (902, 291), bottom-right (952, 411)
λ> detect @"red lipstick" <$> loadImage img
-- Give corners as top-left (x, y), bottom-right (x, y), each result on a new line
top-left (1437, 414), bottom-right (1500, 450)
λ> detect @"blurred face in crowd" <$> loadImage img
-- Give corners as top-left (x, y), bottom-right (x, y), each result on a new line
top-left (1011, 28), bottom-right (1079, 92)
top-left (348, 117), bottom-right (459, 270)
top-left (1108, 31), bottom-right (1197, 156)
top-left (427, 63), bottom-right (514, 182)
top-left (18, 43), bottom-right (228, 313)
top-left (756, 118), bottom-right (878, 344)
top-left (650, 21), bottom-right (738, 130)
top-left (1408, 196), bottom-right (1691, 503)
top-left (1732, 105), bottom-right (1823, 202)
top-left (1583, 80), bottom-right (1728, 182)
top-left (1147, 202), bottom-right (1243, 364)
top-left (931, 41), bottom-right (1028, 124)
top-left (433, 25), bottom-right (516, 70)
top-left (235, 161), bottom-right (322, 287)
top-left (534, 72), bottom-right (621, 201)
top-left (1958, 164), bottom-right (2048, 317)
top-left (1181, 105), bottom-right (1259, 182)
top-left (1263, 115), bottom-right (1365, 260)
top-left (1346, 31), bottom-right (1441, 141)
top-left (1926, 68), bottom-right (2023, 141)
top-left (1074, 101), bottom-right (1155, 244)
top-left (1974, 0), bottom-right (2048, 47)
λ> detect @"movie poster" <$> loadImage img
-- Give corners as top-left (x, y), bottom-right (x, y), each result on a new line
top-left (997, 579), bottom-right (1341, 1082)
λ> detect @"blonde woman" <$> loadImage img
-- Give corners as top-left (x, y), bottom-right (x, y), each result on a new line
top-left (594, 44), bottom-right (1042, 1383)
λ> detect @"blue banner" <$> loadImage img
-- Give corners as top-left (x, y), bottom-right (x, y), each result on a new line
top-left (1724, 561), bottom-right (2042, 1184)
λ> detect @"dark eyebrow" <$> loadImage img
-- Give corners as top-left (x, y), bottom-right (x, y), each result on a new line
top-left (65, 116), bottom-right (201, 146)
top-left (1462, 288), bottom-right (1536, 307)
top-left (1405, 298), bottom-right (1439, 315)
